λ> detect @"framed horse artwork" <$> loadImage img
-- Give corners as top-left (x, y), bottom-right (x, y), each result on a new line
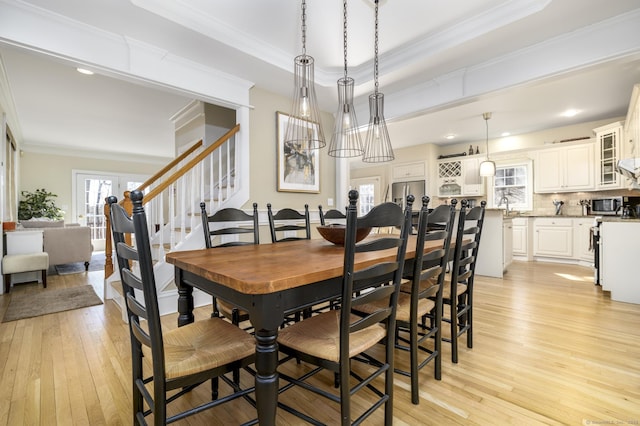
top-left (276, 112), bottom-right (320, 193)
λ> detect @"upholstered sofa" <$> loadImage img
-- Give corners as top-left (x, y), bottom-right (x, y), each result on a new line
top-left (18, 220), bottom-right (93, 268)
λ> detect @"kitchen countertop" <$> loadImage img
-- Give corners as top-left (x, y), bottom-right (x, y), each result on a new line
top-left (503, 214), bottom-right (640, 222)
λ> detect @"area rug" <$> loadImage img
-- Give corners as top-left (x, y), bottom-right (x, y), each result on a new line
top-left (2, 285), bottom-right (103, 322)
top-left (53, 252), bottom-right (105, 275)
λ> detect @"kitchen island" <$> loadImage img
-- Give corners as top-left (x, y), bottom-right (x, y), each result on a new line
top-left (475, 209), bottom-right (512, 278)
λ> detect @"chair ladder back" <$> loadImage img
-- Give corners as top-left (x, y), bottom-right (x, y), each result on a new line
top-left (108, 193), bottom-right (166, 390)
top-left (341, 191), bottom-right (413, 349)
top-left (200, 202), bottom-right (259, 248)
top-left (267, 203), bottom-right (311, 242)
top-left (319, 205), bottom-right (347, 225)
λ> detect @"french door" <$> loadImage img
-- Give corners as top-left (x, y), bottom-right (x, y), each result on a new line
top-left (350, 177), bottom-right (381, 216)
top-left (73, 172), bottom-right (147, 251)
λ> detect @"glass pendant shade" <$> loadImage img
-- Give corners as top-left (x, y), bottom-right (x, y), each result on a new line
top-left (479, 159), bottom-right (496, 176)
top-left (285, 54), bottom-right (326, 150)
top-left (329, 77), bottom-right (363, 157)
top-left (362, 92), bottom-right (394, 163)
top-left (479, 111), bottom-right (495, 176)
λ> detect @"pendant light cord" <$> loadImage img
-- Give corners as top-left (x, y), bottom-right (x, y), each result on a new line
top-left (343, 0), bottom-right (348, 79)
top-left (485, 117), bottom-right (489, 159)
top-left (301, 0), bottom-right (307, 55)
top-left (374, 0), bottom-right (379, 95)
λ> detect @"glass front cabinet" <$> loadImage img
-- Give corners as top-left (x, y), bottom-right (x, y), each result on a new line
top-left (594, 121), bottom-right (624, 190)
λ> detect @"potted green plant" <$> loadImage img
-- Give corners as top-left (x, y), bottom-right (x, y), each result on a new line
top-left (18, 188), bottom-right (64, 221)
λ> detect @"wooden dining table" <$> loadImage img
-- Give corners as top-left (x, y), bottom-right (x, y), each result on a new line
top-left (165, 234), bottom-right (442, 426)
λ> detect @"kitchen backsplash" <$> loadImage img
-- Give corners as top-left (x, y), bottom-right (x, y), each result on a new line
top-left (533, 189), bottom-right (640, 216)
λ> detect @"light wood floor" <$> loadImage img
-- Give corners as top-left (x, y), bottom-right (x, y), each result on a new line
top-left (1, 261), bottom-right (639, 425)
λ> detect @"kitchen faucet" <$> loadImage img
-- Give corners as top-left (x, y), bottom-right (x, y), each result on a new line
top-left (498, 195), bottom-right (510, 215)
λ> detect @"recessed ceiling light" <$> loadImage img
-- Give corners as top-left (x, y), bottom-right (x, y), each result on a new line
top-left (445, 134), bottom-right (456, 140)
top-left (561, 109), bottom-right (580, 117)
top-left (76, 68), bottom-right (94, 75)
top-left (501, 132), bottom-right (511, 137)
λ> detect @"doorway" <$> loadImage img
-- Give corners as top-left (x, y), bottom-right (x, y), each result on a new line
top-left (73, 172), bottom-right (147, 251)
top-left (350, 177), bottom-right (381, 216)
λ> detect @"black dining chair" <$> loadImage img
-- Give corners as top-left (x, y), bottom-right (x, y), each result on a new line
top-left (443, 199), bottom-right (486, 363)
top-left (108, 191), bottom-right (256, 425)
top-left (318, 205), bottom-right (346, 225)
top-left (200, 201), bottom-right (259, 327)
top-left (354, 197), bottom-right (456, 404)
top-left (267, 203), bottom-right (311, 243)
top-left (276, 190), bottom-right (413, 425)
top-left (397, 197), bottom-right (456, 403)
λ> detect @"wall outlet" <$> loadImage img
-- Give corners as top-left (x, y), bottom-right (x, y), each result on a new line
top-left (328, 198), bottom-right (334, 207)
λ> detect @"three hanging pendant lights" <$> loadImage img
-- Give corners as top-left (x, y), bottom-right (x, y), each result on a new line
top-left (285, 0), bottom-right (394, 163)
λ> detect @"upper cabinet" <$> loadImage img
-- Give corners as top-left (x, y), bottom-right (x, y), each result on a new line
top-left (437, 155), bottom-right (485, 197)
top-left (594, 121), bottom-right (624, 190)
top-left (461, 157), bottom-right (485, 196)
top-left (392, 161), bottom-right (425, 181)
top-left (624, 84), bottom-right (640, 160)
top-left (534, 142), bottom-right (594, 193)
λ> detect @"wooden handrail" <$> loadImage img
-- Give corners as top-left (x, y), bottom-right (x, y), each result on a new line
top-left (136, 139), bottom-right (203, 194)
top-left (103, 124), bottom-right (240, 278)
top-left (142, 124), bottom-right (240, 204)
top-left (104, 124), bottom-right (240, 278)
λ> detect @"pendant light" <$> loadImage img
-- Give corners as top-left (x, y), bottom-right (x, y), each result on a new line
top-left (284, 0), bottom-right (325, 150)
top-left (479, 112), bottom-right (496, 177)
top-left (328, 0), bottom-right (363, 158)
top-left (362, 0), bottom-right (394, 163)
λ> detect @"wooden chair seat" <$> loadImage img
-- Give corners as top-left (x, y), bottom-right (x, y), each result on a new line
top-left (278, 310), bottom-right (386, 363)
top-left (151, 317), bottom-right (255, 380)
top-left (356, 292), bottom-right (435, 324)
top-left (442, 281), bottom-right (467, 299)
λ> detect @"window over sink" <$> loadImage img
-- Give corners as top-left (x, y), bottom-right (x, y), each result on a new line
top-left (488, 159), bottom-right (533, 212)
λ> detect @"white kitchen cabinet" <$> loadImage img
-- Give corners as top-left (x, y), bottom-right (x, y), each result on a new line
top-left (392, 161), bottom-right (425, 181)
top-left (511, 217), bottom-right (530, 258)
top-left (437, 159), bottom-right (462, 197)
top-left (475, 210), bottom-right (511, 278)
top-left (503, 218), bottom-right (513, 270)
top-left (533, 218), bottom-right (574, 259)
top-left (462, 157), bottom-right (485, 196)
top-left (600, 220), bottom-right (640, 304)
top-left (573, 218), bottom-right (594, 263)
top-left (594, 122), bottom-right (624, 190)
top-left (534, 143), bottom-right (594, 193)
top-left (437, 155), bottom-right (485, 197)
top-left (624, 84), bottom-right (640, 161)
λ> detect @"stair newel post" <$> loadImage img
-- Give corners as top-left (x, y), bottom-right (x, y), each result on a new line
top-left (103, 198), bottom-right (114, 277)
top-left (122, 191), bottom-right (133, 248)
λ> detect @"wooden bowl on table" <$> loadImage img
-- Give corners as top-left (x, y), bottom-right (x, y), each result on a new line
top-left (317, 224), bottom-right (371, 246)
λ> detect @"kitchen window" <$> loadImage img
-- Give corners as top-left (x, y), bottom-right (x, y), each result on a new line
top-left (489, 159), bottom-right (533, 212)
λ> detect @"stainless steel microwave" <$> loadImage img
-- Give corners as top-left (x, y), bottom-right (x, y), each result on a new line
top-left (591, 196), bottom-right (640, 215)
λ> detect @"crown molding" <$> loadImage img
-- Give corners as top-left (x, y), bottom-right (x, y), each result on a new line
top-left (21, 142), bottom-right (171, 165)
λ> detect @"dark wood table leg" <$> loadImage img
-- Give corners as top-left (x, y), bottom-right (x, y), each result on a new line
top-left (250, 294), bottom-right (284, 426)
top-left (175, 268), bottom-right (194, 326)
top-left (254, 329), bottom-right (279, 426)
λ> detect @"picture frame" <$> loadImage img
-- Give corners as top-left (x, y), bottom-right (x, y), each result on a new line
top-left (276, 111), bottom-right (320, 193)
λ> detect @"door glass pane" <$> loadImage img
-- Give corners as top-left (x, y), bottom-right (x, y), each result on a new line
top-left (83, 179), bottom-right (113, 245)
top-left (357, 183), bottom-right (375, 216)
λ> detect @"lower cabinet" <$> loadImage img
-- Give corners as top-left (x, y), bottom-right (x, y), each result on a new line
top-left (528, 217), bottom-right (594, 265)
top-left (512, 217), bottom-right (530, 258)
top-left (533, 218), bottom-right (574, 259)
top-left (574, 218), bottom-right (595, 263)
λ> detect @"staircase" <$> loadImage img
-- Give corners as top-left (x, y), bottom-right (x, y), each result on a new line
top-left (104, 124), bottom-right (249, 320)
